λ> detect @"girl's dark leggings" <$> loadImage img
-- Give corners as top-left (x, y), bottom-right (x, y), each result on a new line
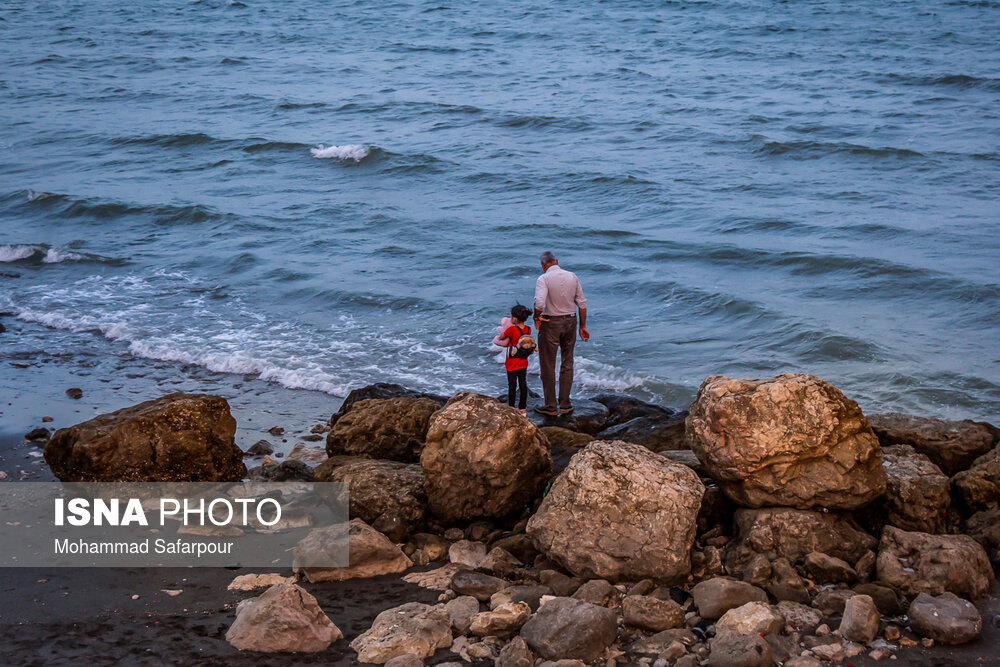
top-left (507, 368), bottom-right (528, 409)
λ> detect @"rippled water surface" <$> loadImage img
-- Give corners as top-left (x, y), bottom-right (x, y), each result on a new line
top-left (2, 0), bottom-right (999, 419)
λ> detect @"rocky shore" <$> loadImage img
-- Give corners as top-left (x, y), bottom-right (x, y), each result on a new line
top-left (29, 373), bottom-right (1000, 665)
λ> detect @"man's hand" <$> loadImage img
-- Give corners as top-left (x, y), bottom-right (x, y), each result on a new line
top-left (579, 326), bottom-right (590, 341)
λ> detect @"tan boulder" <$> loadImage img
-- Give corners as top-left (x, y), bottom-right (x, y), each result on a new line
top-left (225, 583), bottom-right (342, 653)
top-left (44, 393), bottom-right (245, 482)
top-left (322, 459), bottom-right (427, 538)
top-left (527, 440), bottom-right (703, 583)
top-left (686, 374), bottom-right (886, 509)
top-left (421, 393), bottom-right (551, 522)
top-left (351, 602), bottom-right (452, 664)
top-left (294, 518), bottom-right (411, 583)
top-left (326, 396), bottom-right (442, 462)
top-left (725, 508), bottom-right (877, 575)
top-left (876, 526), bottom-right (994, 600)
top-left (714, 601), bottom-right (784, 637)
top-left (882, 445), bottom-right (950, 533)
top-left (867, 413), bottom-right (996, 476)
top-left (952, 447), bottom-right (1000, 513)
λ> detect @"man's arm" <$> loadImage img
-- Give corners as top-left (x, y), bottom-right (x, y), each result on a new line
top-left (533, 275), bottom-right (548, 325)
top-left (575, 278), bottom-right (590, 340)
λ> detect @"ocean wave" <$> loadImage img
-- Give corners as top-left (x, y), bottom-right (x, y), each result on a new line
top-left (749, 135), bottom-right (925, 160)
top-left (310, 144), bottom-right (371, 161)
top-left (19, 190), bottom-right (229, 226)
top-left (0, 243), bottom-right (110, 264)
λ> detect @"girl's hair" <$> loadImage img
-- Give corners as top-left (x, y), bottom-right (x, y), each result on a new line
top-left (511, 304), bottom-right (531, 322)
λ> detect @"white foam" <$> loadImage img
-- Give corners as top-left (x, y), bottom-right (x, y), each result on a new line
top-left (310, 144), bottom-right (370, 161)
top-left (573, 355), bottom-right (651, 392)
top-left (41, 248), bottom-right (85, 263)
top-left (0, 245), bottom-right (38, 262)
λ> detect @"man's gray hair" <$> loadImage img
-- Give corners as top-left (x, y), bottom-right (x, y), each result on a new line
top-left (540, 251), bottom-right (557, 264)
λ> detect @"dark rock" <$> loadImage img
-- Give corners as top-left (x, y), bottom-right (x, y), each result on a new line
top-left (707, 633), bottom-right (774, 667)
top-left (571, 579), bottom-right (617, 606)
top-left (592, 393), bottom-right (673, 427)
top-left (868, 413), bottom-right (996, 476)
top-left (450, 570), bottom-right (508, 601)
top-left (539, 426), bottom-right (592, 449)
top-left (622, 594), bottom-right (685, 632)
top-left (908, 592), bottom-right (982, 645)
top-left (697, 484), bottom-right (736, 534)
top-left (953, 446), bottom-right (1000, 514)
top-left (802, 551), bottom-right (856, 584)
top-left (538, 570), bottom-right (582, 597)
top-left (327, 396), bottom-right (442, 462)
top-left (628, 628), bottom-right (698, 655)
top-left (496, 585), bottom-right (551, 612)
top-left (24, 428), bottom-right (50, 442)
top-left (249, 459), bottom-right (314, 482)
top-left (596, 413), bottom-right (687, 452)
top-left (519, 597), bottom-right (618, 662)
top-left (812, 588), bottom-right (856, 616)
top-left (527, 398), bottom-right (610, 435)
top-left (853, 582), bottom-right (903, 616)
top-left (245, 440), bottom-right (274, 456)
top-left (491, 533), bottom-right (539, 563)
top-left (329, 383), bottom-right (445, 427)
top-left (65, 387), bottom-right (83, 399)
top-left (965, 508), bottom-right (1000, 560)
top-left (267, 426), bottom-right (284, 435)
top-left (767, 558), bottom-right (811, 604)
top-left (44, 393), bottom-right (245, 482)
top-left (691, 577), bottom-right (768, 620)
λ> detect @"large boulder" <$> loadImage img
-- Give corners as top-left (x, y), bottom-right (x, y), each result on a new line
top-left (527, 440), bottom-right (704, 583)
top-left (321, 459), bottom-right (427, 538)
top-left (421, 393), bottom-right (551, 522)
top-left (44, 393), bottom-right (245, 482)
top-left (908, 592), bottom-right (982, 645)
top-left (725, 508), bottom-right (877, 575)
top-left (876, 526), bottom-right (994, 600)
top-left (952, 447), bottom-right (1000, 514)
top-left (329, 383), bottom-right (445, 426)
top-left (294, 519), bottom-right (411, 583)
top-left (225, 583), bottom-right (342, 653)
top-left (686, 374), bottom-right (886, 509)
top-left (519, 597), bottom-right (618, 662)
top-left (326, 396), bottom-right (442, 462)
top-left (881, 445), bottom-right (950, 533)
top-left (867, 413), bottom-right (996, 476)
top-left (351, 602), bottom-right (452, 664)
top-left (965, 509), bottom-right (1000, 559)
top-left (714, 601), bottom-right (784, 637)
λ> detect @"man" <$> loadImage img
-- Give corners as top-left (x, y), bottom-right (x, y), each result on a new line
top-left (533, 251), bottom-right (590, 416)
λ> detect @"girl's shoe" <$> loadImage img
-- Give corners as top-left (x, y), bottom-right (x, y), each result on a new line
top-left (519, 409), bottom-right (527, 415)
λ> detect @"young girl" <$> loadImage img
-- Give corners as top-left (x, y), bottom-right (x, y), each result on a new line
top-left (496, 304), bottom-right (536, 413)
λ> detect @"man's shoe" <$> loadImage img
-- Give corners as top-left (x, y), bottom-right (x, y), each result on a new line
top-left (559, 405), bottom-right (574, 414)
top-left (533, 405), bottom-right (558, 416)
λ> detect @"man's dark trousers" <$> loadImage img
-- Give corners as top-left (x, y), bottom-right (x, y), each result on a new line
top-left (538, 314), bottom-right (576, 410)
